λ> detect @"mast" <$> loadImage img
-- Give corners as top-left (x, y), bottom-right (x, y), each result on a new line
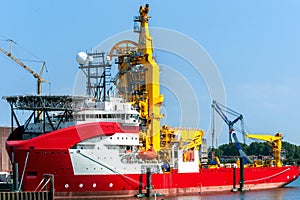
top-left (78, 52), bottom-right (111, 101)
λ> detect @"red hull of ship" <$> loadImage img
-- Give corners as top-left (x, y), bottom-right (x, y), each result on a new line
top-left (6, 122), bottom-right (300, 198)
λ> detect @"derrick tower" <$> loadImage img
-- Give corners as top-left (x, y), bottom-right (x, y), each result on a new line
top-left (115, 4), bottom-right (163, 150)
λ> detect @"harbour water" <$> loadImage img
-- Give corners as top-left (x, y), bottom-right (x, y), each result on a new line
top-left (61, 178), bottom-right (300, 200)
top-left (162, 178), bottom-right (300, 200)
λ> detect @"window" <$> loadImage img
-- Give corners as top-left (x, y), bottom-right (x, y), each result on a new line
top-left (27, 171), bottom-right (38, 177)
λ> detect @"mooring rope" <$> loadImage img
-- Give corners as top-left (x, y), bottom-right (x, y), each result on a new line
top-left (77, 151), bottom-right (147, 193)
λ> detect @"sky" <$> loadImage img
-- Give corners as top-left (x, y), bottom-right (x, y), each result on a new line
top-left (0, 1), bottom-right (300, 146)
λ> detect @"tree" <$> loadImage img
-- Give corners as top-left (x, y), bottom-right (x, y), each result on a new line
top-left (209, 141), bottom-right (300, 164)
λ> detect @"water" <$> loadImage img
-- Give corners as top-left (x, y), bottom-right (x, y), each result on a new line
top-left (163, 178), bottom-right (300, 200)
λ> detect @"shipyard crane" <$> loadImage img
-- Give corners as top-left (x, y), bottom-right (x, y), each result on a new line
top-left (246, 132), bottom-right (282, 167)
top-left (0, 40), bottom-right (47, 95)
top-left (211, 100), bottom-right (245, 144)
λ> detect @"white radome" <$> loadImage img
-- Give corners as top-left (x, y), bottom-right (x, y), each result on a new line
top-left (76, 52), bottom-right (88, 65)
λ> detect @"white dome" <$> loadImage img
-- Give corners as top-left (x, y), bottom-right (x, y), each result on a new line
top-left (76, 52), bottom-right (88, 65)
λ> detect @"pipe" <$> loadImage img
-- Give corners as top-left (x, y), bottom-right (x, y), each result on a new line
top-left (239, 157), bottom-right (244, 191)
top-left (146, 168), bottom-right (152, 197)
top-left (232, 167), bottom-right (236, 191)
top-left (13, 163), bottom-right (19, 191)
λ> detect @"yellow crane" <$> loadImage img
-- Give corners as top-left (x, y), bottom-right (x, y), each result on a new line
top-left (246, 132), bottom-right (283, 167)
top-left (0, 40), bottom-right (47, 95)
top-left (115, 4), bottom-right (204, 155)
top-left (115, 4), bottom-right (164, 151)
top-left (181, 130), bottom-right (204, 150)
top-left (137, 4), bottom-right (164, 151)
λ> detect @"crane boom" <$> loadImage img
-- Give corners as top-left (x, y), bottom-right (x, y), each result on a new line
top-left (212, 100), bottom-right (245, 144)
top-left (246, 132), bottom-right (282, 167)
top-left (232, 132), bottom-right (252, 164)
top-left (0, 42), bottom-right (47, 95)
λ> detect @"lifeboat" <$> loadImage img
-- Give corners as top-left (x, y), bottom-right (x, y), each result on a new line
top-left (138, 149), bottom-right (157, 159)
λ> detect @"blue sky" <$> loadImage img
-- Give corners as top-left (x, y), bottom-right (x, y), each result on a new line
top-left (1, 1), bottom-right (300, 145)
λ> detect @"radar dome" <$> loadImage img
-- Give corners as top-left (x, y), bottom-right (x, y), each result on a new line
top-left (76, 52), bottom-right (88, 65)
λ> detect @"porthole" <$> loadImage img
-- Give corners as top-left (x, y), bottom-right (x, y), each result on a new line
top-left (65, 184), bottom-right (69, 188)
top-left (79, 183), bottom-right (83, 188)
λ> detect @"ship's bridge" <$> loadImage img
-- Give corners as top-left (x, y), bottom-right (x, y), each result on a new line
top-left (75, 97), bottom-right (139, 126)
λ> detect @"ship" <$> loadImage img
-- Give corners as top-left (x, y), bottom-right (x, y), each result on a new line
top-left (3, 4), bottom-right (300, 198)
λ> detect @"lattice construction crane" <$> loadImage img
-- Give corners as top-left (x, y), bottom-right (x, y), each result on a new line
top-left (0, 40), bottom-right (47, 95)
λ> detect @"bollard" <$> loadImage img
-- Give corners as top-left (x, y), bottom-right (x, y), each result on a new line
top-left (146, 168), bottom-right (152, 197)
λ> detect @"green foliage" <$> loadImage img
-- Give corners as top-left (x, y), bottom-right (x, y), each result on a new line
top-left (217, 143), bottom-right (238, 156)
top-left (246, 142), bottom-right (272, 156)
top-left (211, 141), bottom-right (300, 164)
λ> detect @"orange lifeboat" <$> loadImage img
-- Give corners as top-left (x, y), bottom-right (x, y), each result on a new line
top-left (138, 148), bottom-right (157, 159)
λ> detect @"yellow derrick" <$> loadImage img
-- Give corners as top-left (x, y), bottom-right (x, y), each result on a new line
top-left (115, 4), bottom-right (204, 154)
top-left (137, 4), bottom-right (164, 151)
top-left (246, 132), bottom-right (282, 167)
